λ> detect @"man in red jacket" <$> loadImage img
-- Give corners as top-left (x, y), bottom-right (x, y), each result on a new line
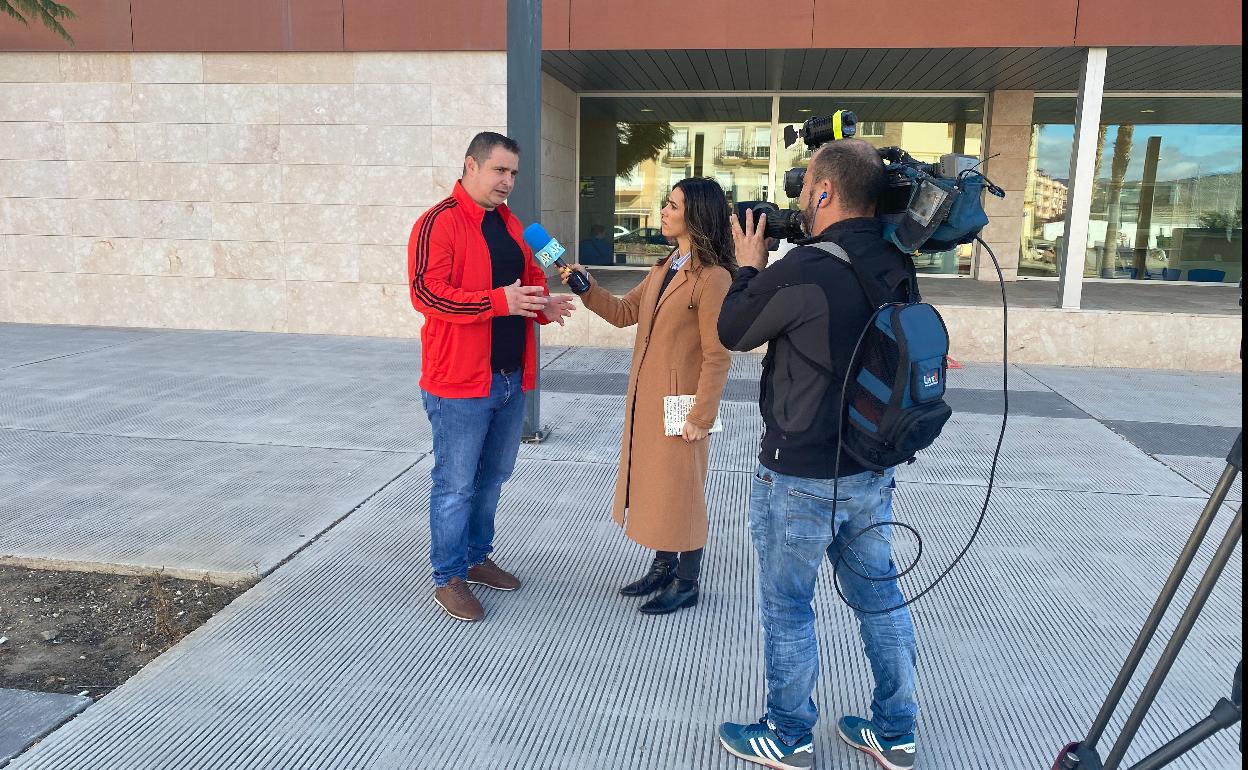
top-left (408, 132), bottom-right (574, 622)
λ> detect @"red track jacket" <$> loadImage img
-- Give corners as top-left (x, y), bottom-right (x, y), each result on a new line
top-left (408, 181), bottom-right (550, 398)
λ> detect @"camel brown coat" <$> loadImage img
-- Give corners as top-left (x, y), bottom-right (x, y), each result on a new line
top-left (580, 258), bottom-right (732, 552)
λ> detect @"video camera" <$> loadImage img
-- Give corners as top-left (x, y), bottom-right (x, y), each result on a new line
top-left (735, 109), bottom-right (1004, 254)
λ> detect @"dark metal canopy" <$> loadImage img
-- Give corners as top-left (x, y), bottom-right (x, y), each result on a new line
top-left (544, 46), bottom-right (1242, 93)
top-left (580, 95), bottom-right (989, 124)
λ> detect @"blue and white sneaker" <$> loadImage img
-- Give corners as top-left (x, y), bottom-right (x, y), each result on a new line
top-left (718, 718), bottom-right (815, 769)
top-left (837, 716), bottom-right (916, 770)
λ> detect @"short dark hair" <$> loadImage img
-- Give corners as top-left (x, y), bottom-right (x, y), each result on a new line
top-left (465, 131), bottom-right (520, 165)
top-left (809, 138), bottom-right (886, 215)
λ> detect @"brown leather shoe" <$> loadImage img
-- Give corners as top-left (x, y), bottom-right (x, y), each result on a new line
top-left (467, 557), bottom-right (521, 591)
top-left (434, 577), bottom-right (484, 622)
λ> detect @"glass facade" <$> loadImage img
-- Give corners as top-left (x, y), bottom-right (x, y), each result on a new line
top-left (577, 95), bottom-right (985, 273)
top-left (578, 97), bottom-right (772, 267)
top-left (1023, 97), bottom-right (1243, 283)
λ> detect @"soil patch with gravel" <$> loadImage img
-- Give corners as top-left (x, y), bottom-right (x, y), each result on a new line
top-left (0, 566), bottom-right (247, 698)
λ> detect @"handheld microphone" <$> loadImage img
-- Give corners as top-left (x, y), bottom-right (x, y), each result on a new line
top-left (522, 223), bottom-right (592, 295)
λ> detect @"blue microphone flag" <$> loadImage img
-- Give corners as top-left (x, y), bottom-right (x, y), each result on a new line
top-left (522, 223), bottom-right (566, 270)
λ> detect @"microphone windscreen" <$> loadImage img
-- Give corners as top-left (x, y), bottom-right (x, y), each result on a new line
top-left (523, 222), bottom-right (567, 269)
top-left (522, 223), bottom-right (552, 251)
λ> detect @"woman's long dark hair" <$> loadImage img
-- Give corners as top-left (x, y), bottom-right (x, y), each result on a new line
top-left (670, 177), bottom-right (737, 276)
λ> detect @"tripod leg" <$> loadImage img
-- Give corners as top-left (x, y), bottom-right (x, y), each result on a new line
top-left (1129, 698), bottom-right (1242, 770)
top-left (1082, 445), bottom-right (1241, 751)
top-left (1102, 505), bottom-right (1243, 770)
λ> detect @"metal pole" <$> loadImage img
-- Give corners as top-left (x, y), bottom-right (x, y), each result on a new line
top-left (508, 0), bottom-right (548, 442)
top-left (1129, 697), bottom-right (1242, 770)
top-left (1082, 456), bottom-right (1241, 748)
top-left (1102, 505), bottom-right (1244, 770)
top-left (1131, 136), bottom-right (1161, 280)
top-left (1057, 47), bottom-right (1107, 310)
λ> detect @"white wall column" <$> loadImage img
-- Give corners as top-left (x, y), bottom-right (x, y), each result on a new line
top-left (1057, 47), bottom-right (1108, 309)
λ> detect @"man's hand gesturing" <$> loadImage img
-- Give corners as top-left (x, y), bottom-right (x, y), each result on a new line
top-left (503, 280), bottom-right (549, 318)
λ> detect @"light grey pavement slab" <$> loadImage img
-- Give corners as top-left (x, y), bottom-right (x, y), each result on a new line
top-left (8, 458), bottom-right (1239, 770)
top-left (0, 428), bottom-right (421, 580)
top-left (1, 324), bottom-right (1241, 769)
top-left (0, 325), bottom-right (160, 370)
top-left (0, 688), bottom-right (89, 767)
top-left (1021, 366), bottom-right (1243, 427)
top-left (0, 331), bottom-right (430, 452)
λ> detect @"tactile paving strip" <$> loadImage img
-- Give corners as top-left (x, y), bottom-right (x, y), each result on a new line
top-left (9, 461), bottom-right (1239, 769)
top-left (540, 369), bottom-right (1088, 418)
top-left (519, 393), bottom-right (763, 473)
top-left (1156, 455), bottom-right (1244, 503)
top-left (543, 347), bottom-right (765, 381)
top-left (944, 362), bottom-right (1051, 392)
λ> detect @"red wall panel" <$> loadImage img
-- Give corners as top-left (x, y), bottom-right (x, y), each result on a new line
top-left (0, 0), bottom-right (132, 51)
top-left (131, 0), bottom-right (344, 52)
top-left (567, 0), bottom-right (814, 50)
top-left (811, 0), bottom-right (1080, 48)
top-left (344, 0), bottom-right (507, 51)
top-left (0, 0), bottom-right (1240, 54)
top-left (543, 0), bottom-right (571, 50)
top-left (1075, 0), bottom-right (1241, 46)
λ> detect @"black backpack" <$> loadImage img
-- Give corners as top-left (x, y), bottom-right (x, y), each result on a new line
top-left (812, 242), bottom-right (953, 471)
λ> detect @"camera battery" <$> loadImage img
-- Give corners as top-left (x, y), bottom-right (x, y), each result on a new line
top-left (938, 153), bottom-right (980, 179)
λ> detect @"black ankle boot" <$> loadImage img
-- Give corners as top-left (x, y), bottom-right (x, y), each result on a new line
top-left (638, 577), bottom-right (699, 615)
top-left (619, 557), bottom-right (676, 597)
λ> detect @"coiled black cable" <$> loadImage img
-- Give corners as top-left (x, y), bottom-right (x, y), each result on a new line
top-left (829, 237), bottom-right (1009, 615)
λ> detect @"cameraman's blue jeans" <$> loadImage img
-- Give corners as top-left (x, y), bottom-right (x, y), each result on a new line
top-left (749, 464), bottom-right (918, 744)
top-left (422, 371), bottom-right (526, 587)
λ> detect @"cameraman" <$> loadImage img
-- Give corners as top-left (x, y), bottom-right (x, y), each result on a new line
top-left (716, 139), bottom-right (919, 770)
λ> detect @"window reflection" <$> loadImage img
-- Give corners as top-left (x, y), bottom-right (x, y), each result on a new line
top-left (1024, 97), bottom-right (1242, 282)
top-left (577, 96), bottom-right (987, 274)
top-left (579, 97), bottom-right (773, 266)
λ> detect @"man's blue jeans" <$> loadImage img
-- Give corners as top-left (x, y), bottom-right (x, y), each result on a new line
top-left (421, 371), bottom-right (526, 587)
top-left (749, 464), bottom-right (918, 744)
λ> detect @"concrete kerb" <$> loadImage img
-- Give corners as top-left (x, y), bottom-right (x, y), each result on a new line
top-left (0, 556), bottom-right (256, 590)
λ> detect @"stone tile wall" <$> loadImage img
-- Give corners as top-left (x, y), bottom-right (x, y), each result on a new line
top-left (0, 51), bottom-right (512, 337)
top-left (974, 89), bottom-right (1033, 282)
top-left (540, 74), bottom-right (577, 255)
